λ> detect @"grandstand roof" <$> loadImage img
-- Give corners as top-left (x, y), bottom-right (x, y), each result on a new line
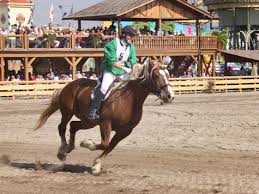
top-left (220, 50), bottom-right (259, 62)
top-left (64, 0), bottom-right (214, 21)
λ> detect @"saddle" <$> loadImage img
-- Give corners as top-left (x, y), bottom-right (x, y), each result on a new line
top-left (91, 77), bottom-right (123, 101)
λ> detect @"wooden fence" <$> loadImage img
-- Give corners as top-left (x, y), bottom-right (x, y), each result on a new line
top-left (0, 34), bottom-right (217, 51)
top-left (171, 76), bottom-right (259, 94)
top-left (0, 76), bottom-right (259, 99)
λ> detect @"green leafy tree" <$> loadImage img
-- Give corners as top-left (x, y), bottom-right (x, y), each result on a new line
top-left (211, 30), bottom-right (228, 49)
top-left (132, 21), bottom-right (175, 33)
top-left (162, 21), bottom-right (175, 33)
top-left (132, 22), bottom-right (153, 31)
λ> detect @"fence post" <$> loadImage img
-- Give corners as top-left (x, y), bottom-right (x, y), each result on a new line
top-left (71, 34), bottom-right (76, 50)
top-left (0, 35), bottom-right (3, 51)
top-left (24, 34), bottom-right (29, 50)
top-left (255, 77), bottom-right (257, 92)
top-left (239, 77), bottom-right (242, 92)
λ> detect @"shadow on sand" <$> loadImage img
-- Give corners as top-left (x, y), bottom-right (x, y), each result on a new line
top-left (8, 160), bottom-right (92, 174)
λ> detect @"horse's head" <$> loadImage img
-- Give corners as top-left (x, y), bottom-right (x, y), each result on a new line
top-left (142, 59), bottom-right (175, 103)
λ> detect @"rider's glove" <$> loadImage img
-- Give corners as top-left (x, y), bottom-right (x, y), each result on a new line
top-left (122, 67), bottom-right (132, 74)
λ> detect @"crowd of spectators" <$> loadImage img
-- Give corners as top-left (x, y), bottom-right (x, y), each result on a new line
top-left (0, 23), bottom-right (185, 49)
top-left (5, 67), bottom-right (97, 82)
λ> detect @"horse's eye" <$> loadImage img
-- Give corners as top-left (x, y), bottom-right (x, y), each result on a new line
top-left (154, 74), bottom-right (159, 78)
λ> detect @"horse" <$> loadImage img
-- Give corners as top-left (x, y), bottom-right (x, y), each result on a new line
top-left (34, 60), bottom-right (175, 174)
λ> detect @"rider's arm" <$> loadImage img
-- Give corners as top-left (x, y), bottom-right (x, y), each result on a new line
top-left (112, 64), bottom-right (131, 74)
top-left (112, 63), bottom-right (126, 70)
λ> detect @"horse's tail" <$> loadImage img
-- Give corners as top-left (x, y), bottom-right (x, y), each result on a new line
top-left (34, 89), bottom-right (61, 130)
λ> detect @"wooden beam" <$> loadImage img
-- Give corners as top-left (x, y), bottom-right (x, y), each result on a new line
top-left (28, 57), bottom-right (36, 67)
top-left (78, 20), bottom-right (82, 31)
top-left (140, 57), bottom-right (147, 64)
top-left (65, 57), bottom-right (73, 66)
top-left (24, 57), bottom-right (29, 81)
top-left (156, 19), bottom-right (162, 33)
top-left (75, 57), bottom-right (83, 66)
top-left (72, 57), bottom-right (77, 80)
top-left (191, 55), bottom-right (198, 64)
top-left (70, 57), bottom-right (83, 80)
top-left (118, 19), bottom-right (122, 36)
top-left (152, 56), bottom-right (159, 61)
top-left (1, 57), bottom-right (5, 81)
top-left (212, 54), bottom-right (216, 77)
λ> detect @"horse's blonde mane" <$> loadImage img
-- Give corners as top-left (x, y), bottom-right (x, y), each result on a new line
top-left (111, 63), bottom-right (145, 91)
top-left (112, 60), bottom-right (161, 91)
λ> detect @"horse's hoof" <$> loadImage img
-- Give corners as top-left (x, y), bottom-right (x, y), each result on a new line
top-left (57, 153), bottom-right (66, 161)
top-left (66, 145), bottom-right (75, 153)
top-left (80, 139), bottom-right (95, 151)
top-left (91, 167), bottom-right (101, 175)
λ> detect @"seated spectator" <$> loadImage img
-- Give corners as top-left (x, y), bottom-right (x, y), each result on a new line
top-left (89, 73), bottom-right (97, 80)
top-left (76, 71), bottom-right (82, 79)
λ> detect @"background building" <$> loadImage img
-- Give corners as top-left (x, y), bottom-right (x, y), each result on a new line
top-left (204, 0), bottom-right (259, 50)
top-left (0, 0), bottom-right (33, 29)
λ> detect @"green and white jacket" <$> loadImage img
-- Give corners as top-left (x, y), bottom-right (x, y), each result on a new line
top-left (101, 38), bottom-right (137, 75)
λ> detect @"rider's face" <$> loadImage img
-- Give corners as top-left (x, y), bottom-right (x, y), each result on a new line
top-left (125, 35), bottom-right (134, 44)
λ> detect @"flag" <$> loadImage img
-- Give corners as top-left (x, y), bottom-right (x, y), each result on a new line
top-left (49, 3), bottom-right (54, 22)
top-left (28, 4), bottom-right (35, 25)
top-left (70, 5), bottom-right (73, 15)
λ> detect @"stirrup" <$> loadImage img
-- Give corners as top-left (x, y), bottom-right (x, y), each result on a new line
top-left (88, 110), bottom-right (100, 121)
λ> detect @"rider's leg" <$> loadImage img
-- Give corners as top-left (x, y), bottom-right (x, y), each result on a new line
top-left (88, 72), bottom-right (115, 120)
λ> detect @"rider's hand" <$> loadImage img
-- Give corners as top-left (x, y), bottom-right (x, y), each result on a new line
top-left (122, 67), bottom-right (132, 74)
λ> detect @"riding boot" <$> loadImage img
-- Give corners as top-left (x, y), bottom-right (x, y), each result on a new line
top-left (88, 88), bottom-right (105, 121)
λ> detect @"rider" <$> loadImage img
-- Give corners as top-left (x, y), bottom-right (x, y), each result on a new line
top-left (88, 25), bottom-right (138, 121)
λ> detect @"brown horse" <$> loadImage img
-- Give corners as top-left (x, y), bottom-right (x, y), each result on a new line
top-left (34, 60), bottom-right (174, 174)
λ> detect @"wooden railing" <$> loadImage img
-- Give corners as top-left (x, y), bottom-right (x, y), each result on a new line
top-left (0, 76), bottom-right (258, 99)
top-left (0, 80), bottom-right (67, 99)
top-left (171, 76), bottom-right (259, 94)
top-left (0, 34), bottom-right (217, 52)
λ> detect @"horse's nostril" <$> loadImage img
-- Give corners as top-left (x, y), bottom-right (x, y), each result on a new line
top-left (168, 94), bottom-right (171, 99)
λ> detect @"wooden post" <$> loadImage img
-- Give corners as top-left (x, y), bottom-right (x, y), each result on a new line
top-left (0, 35), bottom-right (3, 51)
top-left (24, 34), bottom-right (29, 50)
top-left (118, 19), bottom-right (122, 36)
top-left (1, 57), bottom-right (5, 81)
top-left (212, 54), bottom-right (216, 77)
top-left (72, 57), bottom-right (76, 80)
top-left (78, 20), bottom-right (82, 31)
top-left (196, 20), bottom-right (202, 76)
top-left (71, 33), bottom-right (76, 49)
top-left (24, 57), bottom-right (29, 81)
top-left (156, 19), bottom-right (162, 34)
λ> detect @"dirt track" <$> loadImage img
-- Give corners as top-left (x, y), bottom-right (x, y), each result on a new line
top-left (0, 93), bottom-right (259, 194)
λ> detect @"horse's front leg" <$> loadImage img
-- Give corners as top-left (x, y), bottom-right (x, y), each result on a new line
top-left (80, 120), bottom-right (111, 151)
top-left (91, 128), bottom-right (133, 174)
top-left (67, 121), bottom-right (96, 154)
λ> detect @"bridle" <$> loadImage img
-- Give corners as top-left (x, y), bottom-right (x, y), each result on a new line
top-left (149, 66), bottom-right (171, 98)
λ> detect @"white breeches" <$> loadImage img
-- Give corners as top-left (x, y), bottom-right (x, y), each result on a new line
top-left (100, 71), bottom-right (129, 95)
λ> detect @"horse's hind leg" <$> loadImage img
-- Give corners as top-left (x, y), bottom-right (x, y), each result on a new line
top-left (57, 111), bottom-right (73, 161)
top-left (66, 121), bottom-right (96, 154)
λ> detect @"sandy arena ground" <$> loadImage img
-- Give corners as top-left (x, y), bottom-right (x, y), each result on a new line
top-left (0, 93), bottom-right (259, 194)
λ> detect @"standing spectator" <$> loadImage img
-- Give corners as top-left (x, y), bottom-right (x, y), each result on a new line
top-left (108, 22), bottom-right (116, 35)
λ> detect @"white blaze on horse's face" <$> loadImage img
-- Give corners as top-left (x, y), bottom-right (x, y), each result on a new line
top-left (159, 69), bottom-right (175, 102)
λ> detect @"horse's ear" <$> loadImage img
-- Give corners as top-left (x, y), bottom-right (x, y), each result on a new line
top-left (130, 63), bottom-right (144, 78)
top-left (142, 57), bottom-right (150, 66)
